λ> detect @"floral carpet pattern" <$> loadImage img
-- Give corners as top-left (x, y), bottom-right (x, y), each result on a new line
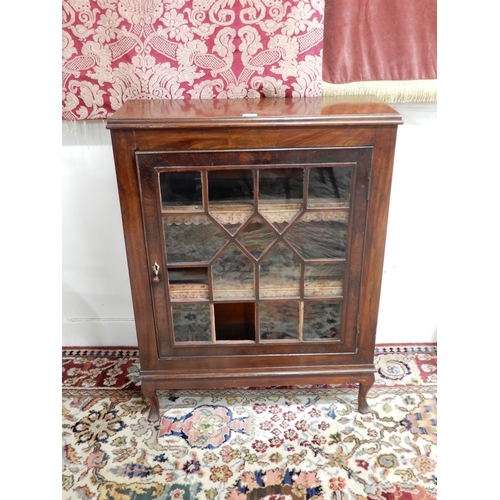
top-left (62, 344), bottom-right (437, 499)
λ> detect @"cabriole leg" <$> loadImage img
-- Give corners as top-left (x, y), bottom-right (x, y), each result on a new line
top-left (141, 381), bottom-right (160, 422)
top-left (358, 373), bottom-right (375, 414)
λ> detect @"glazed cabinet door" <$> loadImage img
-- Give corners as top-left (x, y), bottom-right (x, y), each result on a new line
top-left (136, 147), bottom-right (372, 358)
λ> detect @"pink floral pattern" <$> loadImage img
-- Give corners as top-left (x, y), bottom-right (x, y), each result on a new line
top-left (62, 0), bottom-right (324, 120)
top-left (159, 405), bottom-right (252, 448)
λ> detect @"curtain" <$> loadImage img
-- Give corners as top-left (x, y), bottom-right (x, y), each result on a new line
top-left (322, 0), bottom-right (437, 101)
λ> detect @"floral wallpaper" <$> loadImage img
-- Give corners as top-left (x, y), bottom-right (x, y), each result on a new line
top-left (62, 0), bottom-right (324, 119)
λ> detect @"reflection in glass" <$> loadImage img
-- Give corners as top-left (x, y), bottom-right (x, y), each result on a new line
top-left (285, 217), bottom-right (347, 259)
top-left (273, 222), bottom-right (289, 234)
top-left (208, 170), bottom-right (253, 204)
top-left (221, 222), bottom-right (244, 236)
top-left (208, 170), bottom-right (254, 230)
top-left (169, 267), bottom-right (209, 284)
top-left (213, 244), bottom-right (255, 299)
top-left (259, 168), bottom-right (303, 226)
top-left (172, 303), bottom-right (212, 342)
top-left (259, 168), bottom-right (303, 201)
top-left (304, 263), bottom-right (345, 297)
top-left (260, 302), bottom-right (300, 340)
top-left (260, 242), bottom-right (301, 297)
top-left (164, 215), bottom-right (228, 263)
top-left (237, 216), bottom-right (276, 259)
top-left (303, 301), bottom-right (342, 340)
top-left (160, 171), bottom-right (202, 208)
top-left (168, 267), bottom-right (210, 300)
top-left (308, 167), bottom-right (352, 206)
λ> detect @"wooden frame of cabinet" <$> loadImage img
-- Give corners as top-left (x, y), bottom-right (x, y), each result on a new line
top-left (107, 96), bottom-right (402, 421)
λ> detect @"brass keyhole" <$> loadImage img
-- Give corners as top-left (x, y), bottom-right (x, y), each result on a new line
top-left (152, 262), bottom-right (160, 284)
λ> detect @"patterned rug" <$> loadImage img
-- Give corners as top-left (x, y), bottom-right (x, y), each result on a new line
top-left (62, 344), bottom-right (437, 500)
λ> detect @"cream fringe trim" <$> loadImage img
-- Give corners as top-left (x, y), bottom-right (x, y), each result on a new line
top-left (322, 79), bottom-right (437, 103)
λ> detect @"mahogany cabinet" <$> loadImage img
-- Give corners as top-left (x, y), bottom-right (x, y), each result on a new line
top-left (107, 96), bottom-right (402, 421)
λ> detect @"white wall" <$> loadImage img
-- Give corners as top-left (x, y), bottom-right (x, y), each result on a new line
top-left (377, 102), bottom-right (437, 344)
top-left (61, 102), bottom-right (437, 346)
top-left (62, 121), bottom-right (137, 346)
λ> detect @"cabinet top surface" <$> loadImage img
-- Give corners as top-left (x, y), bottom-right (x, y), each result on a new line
top-left (106, 96), bottom-right (403, 129)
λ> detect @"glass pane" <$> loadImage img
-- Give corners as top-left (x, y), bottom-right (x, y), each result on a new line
top-left (303, 301), bottom-right (342, 341)
top-left (208, 170), bottom-right (254, 204)
top-left (259, 242), bottom-right (301, 298)
top-left (260, 302), bottom-right (300, 340)
top-left (172, 303), bottom-right (212, 342)
top-left (168, 267), bottom-right (209, 300)
top-left (236, 216), bottom-right (276, 259)
top-left (208, 170), bottom-right (254, 230)
top-left (304, 263), bottom-right (345, 297)
top-left (273, 222), bottom-right (289, 234)
top-left (164, 215), bottom-right (228, 263)
top-left (285, 214), bottom-right (347, 259)
top-left (213, 244), bottom-right (255, 299)
top-left (259, 169), bottom-right (303, 227)
top-left (259, 168), bottom-right (303, 201)
top-left (169, 268), bottom-right (208, 284)
top-left (308, 167), bottom-right (352, 207)
top-left (220, 222), bottom-right (245, 236)
top-left (160, 171), bottom-right (202, 209)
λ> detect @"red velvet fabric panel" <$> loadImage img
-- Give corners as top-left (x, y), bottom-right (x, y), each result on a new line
top-left (323, 0), bottom-right (437, 84)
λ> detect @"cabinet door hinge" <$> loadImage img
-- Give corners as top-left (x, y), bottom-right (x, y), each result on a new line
top-left (367, 172), bottom-right (372, 201)
top-left (356, 314), bottom-right (360, 337)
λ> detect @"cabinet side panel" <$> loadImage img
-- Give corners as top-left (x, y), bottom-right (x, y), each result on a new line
top-left (110, 130), bottom-right (158, 368)
top-left (357, 126), bottom-right (399, 361)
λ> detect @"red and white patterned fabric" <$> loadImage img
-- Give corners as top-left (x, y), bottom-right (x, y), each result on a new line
top-left (62, 0), bottom-right (324, 119)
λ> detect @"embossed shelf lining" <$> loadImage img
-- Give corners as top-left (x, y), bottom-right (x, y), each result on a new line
top-left (169, 282), bottom-right (344, 300)
top-left (164, 205), bottom-right (349, 226)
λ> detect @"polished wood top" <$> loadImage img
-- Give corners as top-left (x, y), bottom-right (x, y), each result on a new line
top-left (106, 96), bottom-right (403, 129)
